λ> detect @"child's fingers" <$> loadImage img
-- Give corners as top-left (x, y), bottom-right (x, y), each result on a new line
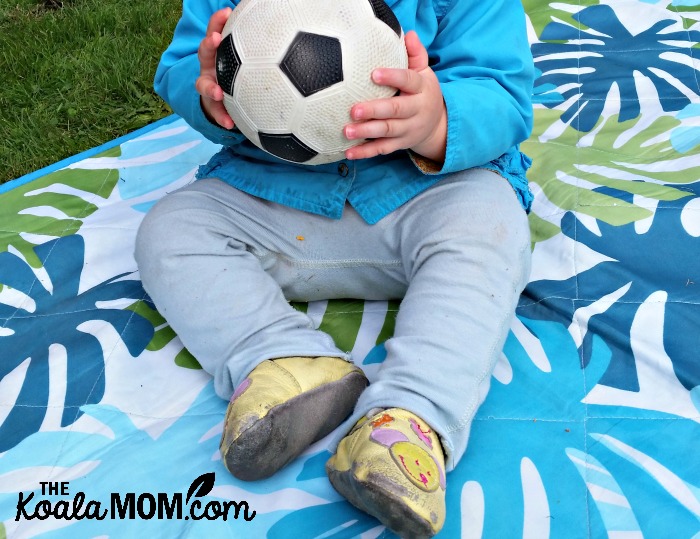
top-left (404, 30), bottom-right (429, 72)
top-left (345, 137), bottom-right (403, 160)
top-left (350, 95), bottom-right (417, 122)
top-left (202, 97), bottom-right (234, 129)
top-left (371, 67), bottom-right (423, 95)
top-left (199, 8), bottom-right (231, 71)
top-left (209, 101), bottom-right (235, 129)
top-left (207, 7), bottom-right (232, 36)
top-left (198, 32), bottom-right (222, 71)
top-left (345, 117), bottom-right (412, 141)
top-left (195, 74), bottom-right (223, 101)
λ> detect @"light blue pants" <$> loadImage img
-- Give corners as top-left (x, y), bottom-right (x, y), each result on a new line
top-left (134, 169), bottom-right (531, 470)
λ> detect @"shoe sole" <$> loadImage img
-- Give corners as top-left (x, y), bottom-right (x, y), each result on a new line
top-left (224, 370), bottom-right (368, 481)
top-left (327, 464), bottom-right (438, 539)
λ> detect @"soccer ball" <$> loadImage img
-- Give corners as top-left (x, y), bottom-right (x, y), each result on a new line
top-left (215, 0), bottom-right (408, 165)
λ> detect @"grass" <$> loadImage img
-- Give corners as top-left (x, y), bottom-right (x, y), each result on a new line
top-left (0, 0), bottom-right (183, 184)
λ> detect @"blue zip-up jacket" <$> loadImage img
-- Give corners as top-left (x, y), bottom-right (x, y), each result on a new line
top-left (155, 0), bottom-right (534, 224)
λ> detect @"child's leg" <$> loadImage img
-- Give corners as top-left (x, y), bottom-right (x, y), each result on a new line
top-left (135, 179), bottom-right (377, 480)
top-left (326, 169), bottom-right (531, 537)
top-left (134, 178), bottom-right (351, 399)
top-left (346, 168), bottom-right (532, 470)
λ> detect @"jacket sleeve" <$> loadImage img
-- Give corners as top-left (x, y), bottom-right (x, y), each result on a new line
top-left (427, 0), bottom-right (534, 174)
top-left (154, 0), bottom-right (246, 146)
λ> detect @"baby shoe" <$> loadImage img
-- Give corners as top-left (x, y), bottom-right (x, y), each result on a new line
top-left (220, 356), bottom-right (367, 481)
top-left (326, 408), bottom-right (446, 538)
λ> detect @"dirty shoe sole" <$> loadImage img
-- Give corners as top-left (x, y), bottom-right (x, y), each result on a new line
top-left (327, 466), bottom-right (438, 539)
top-left (224, 371), bottom-right (367, 481)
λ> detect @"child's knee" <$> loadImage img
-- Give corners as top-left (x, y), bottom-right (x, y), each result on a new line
top-left (134, 194), bottom-right (193, 279)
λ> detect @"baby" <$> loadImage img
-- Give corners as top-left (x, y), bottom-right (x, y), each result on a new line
top-left (135, 0), bottom-right (534, 536)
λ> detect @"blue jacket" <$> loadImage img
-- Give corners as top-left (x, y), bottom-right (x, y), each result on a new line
top-left (155, 0), bottom-right (534, 224)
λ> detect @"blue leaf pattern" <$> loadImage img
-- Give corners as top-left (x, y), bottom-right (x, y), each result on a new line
top-left (532, 4), bottom-right (700, 131)
top-left (520, 196), bottom-right (700, 393)
top-left (0, 235), bottom-right (154, 452)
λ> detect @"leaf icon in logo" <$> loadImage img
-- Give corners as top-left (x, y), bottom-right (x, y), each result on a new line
top-left (185, 472), bottom-right (215, 504)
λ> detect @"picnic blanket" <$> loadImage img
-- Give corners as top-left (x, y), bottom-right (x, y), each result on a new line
top-left (1, 0), bottom-right (699, 537)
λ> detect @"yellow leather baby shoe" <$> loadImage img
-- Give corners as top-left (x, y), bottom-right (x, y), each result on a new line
top-left (220, 356), bottom-right (367, 481)
top-left (326, 408), bottom-right (446, 539)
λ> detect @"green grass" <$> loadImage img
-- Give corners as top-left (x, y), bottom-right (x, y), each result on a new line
top-left (0, 0), bottom-right (183, 184)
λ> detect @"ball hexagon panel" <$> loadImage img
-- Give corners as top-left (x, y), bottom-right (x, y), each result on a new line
top-left (280, 32), bottom-right (343, 97)
top-left (231, 0), bottom-right (301, 61)
top-left (231, 65), bottom-right (301, 131)
top-left (345, 22), bottom-right (407, 100)
top-left (297, 89), bottom-right (359, 156)
top-left (289, 0), bottom-right (374, 36)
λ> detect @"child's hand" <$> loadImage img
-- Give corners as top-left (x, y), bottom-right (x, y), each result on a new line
top-left (195, 7), bottom-right (235, 129)
top-left (344, 31), bottom-right (447, 164)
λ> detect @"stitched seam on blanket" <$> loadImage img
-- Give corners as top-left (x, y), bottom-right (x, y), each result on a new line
top-left (44, 292), bottom-right (152, 479)
top-left (518, 298), bottom-right (700, 306)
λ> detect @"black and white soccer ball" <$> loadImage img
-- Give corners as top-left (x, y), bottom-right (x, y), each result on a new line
top-left (215, 0), bottom-right (408, 165)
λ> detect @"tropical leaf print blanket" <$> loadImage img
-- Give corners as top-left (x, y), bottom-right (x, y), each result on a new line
top-left (1, 0), bottom-right (699, 537)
